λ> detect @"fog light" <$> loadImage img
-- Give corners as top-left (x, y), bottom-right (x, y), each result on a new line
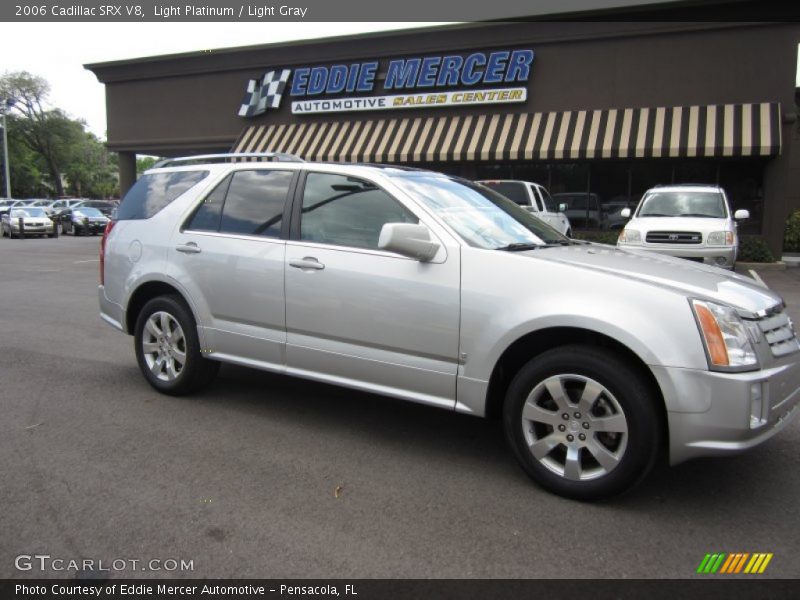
top-left (750, 382), bottom-right (767, 429)
top-left (715, 256), bottom-right (728, 266)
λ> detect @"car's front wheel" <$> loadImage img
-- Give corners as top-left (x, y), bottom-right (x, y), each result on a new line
top-left (134, 295), bottom-right (220, 395)
top-left (503, 345), bottom-right (661, 501)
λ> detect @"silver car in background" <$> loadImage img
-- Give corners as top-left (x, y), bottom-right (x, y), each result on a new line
top-left (617, 184), bottom-right (749, 269)
top-left (99, 155), bottom-right (800, 500)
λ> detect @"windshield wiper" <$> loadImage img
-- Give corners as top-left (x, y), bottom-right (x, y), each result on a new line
top-left (494, 243), bottom-right (542, 251)
top-left (494, 240), bottom-right (575, 251)
top-left (679, 213), bottom-right (719, 218)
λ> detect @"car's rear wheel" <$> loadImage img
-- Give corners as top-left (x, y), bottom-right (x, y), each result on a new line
top-left (503, 345), bottom-right (661, 501)
top-left (134, 295), bottom-right (219, 396)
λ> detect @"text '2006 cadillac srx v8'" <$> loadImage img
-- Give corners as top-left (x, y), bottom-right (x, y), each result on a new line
top-left (99, 154), bottom-right (800, 500)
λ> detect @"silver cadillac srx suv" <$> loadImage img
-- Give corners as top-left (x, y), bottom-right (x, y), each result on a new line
top-left (99, 153), bottom-right (800, 500)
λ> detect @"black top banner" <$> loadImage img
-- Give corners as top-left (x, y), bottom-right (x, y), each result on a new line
top-left (1, 0), bottom-right (794, 22)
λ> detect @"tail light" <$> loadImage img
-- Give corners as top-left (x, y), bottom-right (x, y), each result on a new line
top-left (100, 219), bottom-right (116, 285)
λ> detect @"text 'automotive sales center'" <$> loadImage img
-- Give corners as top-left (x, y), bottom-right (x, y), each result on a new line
top-left (86, 19), bottom-right (800, 255)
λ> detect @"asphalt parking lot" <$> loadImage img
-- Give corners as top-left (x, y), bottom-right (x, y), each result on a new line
top-left (1, 235), bottom-right (799, 579)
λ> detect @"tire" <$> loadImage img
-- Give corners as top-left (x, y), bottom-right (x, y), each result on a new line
top-left (503, 345), bottom-right (661, 501)
top-left (134, 295), bottom-right (220, 396)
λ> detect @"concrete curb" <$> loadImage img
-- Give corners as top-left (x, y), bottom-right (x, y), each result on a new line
top-left (735, 261), bottom-right (786, 273)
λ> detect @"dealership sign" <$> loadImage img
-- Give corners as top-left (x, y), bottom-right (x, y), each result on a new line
top-left (239, 50), bottom-right (534, 117)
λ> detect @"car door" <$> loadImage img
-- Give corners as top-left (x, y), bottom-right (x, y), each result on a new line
top-left (169, 168), bottom-right (296, 369)
top-left (284, 171), bottom-right (461, 409)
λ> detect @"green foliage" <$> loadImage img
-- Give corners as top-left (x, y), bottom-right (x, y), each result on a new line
top-left (136, 156), bottom-right (160, 175)
top-left (1, 70), bottom-right (119, 199)
top-left (571, 230), bottom-right (620, 245)
top-left (737, 235), bottom-right (775, 263)
top-left (783, 210), bottom-right (800, 252)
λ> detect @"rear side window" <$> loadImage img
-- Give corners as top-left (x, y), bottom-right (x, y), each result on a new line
top-left (116, 171), bottom-right (209, 220)
top-left (185, 175), bottom-right (231, 232)
top-left (218, 170), bottom-right (293, 237)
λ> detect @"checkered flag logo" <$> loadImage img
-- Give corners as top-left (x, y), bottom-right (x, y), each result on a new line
top-left (238, 68), bottom-right (292, 117)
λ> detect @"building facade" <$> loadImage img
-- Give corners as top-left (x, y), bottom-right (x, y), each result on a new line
top-left (86, 21), bottom-right (800, 253)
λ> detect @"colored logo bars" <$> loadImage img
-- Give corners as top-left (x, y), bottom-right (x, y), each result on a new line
top-left (696, 552), bottom-right (773, 574)
top-left (239, 69), bottom-right (292, 117)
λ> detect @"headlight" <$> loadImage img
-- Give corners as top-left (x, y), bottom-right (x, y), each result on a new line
top-left (707, 231), bottom-right (734, 246)
top-left (618, 229), bottom-right (641, 244)
top-left (690, 299), bottom-right (758, 370)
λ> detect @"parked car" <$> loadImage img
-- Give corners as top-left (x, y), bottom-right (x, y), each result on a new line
top-left (1, 207), bottom-right (56, 238)
top-left (552, 192), bottom-right (604, 229)
top-left (476, 180), bottom-right (572, 236)
top-left (100, 155), bottom-right (800, 501)
top-left (0, 199), bottom-right (18, 216)
top-left (617, 184), bottom-right (748, 269)
top-left (602, 197), bottom-right (640, 231)
top-left (74, 200), bottom-right (117, 218)
top-left (60, 207), bottom-right (110, 235)
top-left (45, 198), bottom-right (86, 216)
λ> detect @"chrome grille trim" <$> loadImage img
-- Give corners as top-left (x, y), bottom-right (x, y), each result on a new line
top-left (645, 231), bottom-right (703, 244)
top-left (756, 309), bottom-right (800, 358)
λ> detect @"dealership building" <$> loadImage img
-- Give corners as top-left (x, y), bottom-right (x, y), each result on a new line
top-left (86, 20), bottom-right (800, 253)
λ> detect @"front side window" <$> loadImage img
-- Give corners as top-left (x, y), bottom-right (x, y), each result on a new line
top-left (299, 173), bottom-right (417, 250)
top-left (218, 170), bottom-right (293, 237)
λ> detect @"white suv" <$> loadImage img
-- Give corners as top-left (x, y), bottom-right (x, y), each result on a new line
top-left (617, 184), bottom-right (749, 269)
top-left (99, 155), bottom-right (800, 500)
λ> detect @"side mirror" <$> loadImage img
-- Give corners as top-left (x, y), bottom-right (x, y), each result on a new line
top-left (620, 208), bottom-right (632, 218)
top-left (734, 209), bottom-right (750, 220)
top-left (378, 223), bottom-right (440, 262)
top-left (558, 203), bottom-right (568, 213)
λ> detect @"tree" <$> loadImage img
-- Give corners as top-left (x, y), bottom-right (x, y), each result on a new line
top-left (0, 71), bottom-right (72, 196)
top-left (0, 70), bottom-right (119, 199)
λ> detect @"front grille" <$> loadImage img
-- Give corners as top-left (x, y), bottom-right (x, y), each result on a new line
top-left (645, 231), bottom-right (703, 244)
top-left (756, 308), bottom-right (800, 358)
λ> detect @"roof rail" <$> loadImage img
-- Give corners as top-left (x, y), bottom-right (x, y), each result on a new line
top-left (153, 152), bottom-right (304, 168)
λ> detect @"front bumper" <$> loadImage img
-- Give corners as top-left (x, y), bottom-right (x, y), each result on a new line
top-left (618, 243), bottom-right (736, 268)
top-left (653, 360), bottom-right (800, 465)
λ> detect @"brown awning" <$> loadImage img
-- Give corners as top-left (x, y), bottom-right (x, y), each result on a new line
top-left (232, 102), bottom-right (781, 163)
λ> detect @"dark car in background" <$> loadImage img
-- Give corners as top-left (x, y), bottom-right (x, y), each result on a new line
top-left (74, 200), bottom-right (116, 218)
top-left (59, 207), bottom-right (110, 236)
top-left (552, 192), bottom-right (604, 229)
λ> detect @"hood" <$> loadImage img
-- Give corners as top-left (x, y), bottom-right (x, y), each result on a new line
top-left (626, 216), bottom-right (730, 233)
top-left (521, 243), bottom-right (780, 316)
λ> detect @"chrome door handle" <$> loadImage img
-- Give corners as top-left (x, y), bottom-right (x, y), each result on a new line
top-left (289, 257), bottom-right (325, 271)
top-left (176, 242), bottom-right (201, 254)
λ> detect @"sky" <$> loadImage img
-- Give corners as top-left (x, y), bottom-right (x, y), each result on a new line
top-left (0, 22), bottom-right (451, 138)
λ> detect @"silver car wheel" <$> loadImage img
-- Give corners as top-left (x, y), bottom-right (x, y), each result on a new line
top-left (521, 374), bottom-right (629, 482)
top-left (141, 311), bottom-right (187, 382)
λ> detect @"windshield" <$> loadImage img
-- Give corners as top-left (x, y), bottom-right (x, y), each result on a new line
top-left (638, 191), bottom-right (726, 218)
top-left (74, 208), bottom-right (104, 218)
top-left (392, 175), bottom-right (567, 249)
top-left (11, 208), bottom-right (47, 217)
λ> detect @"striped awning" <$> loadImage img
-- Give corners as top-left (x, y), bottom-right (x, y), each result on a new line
top-left (232, 102), bottom-right (781, 163)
